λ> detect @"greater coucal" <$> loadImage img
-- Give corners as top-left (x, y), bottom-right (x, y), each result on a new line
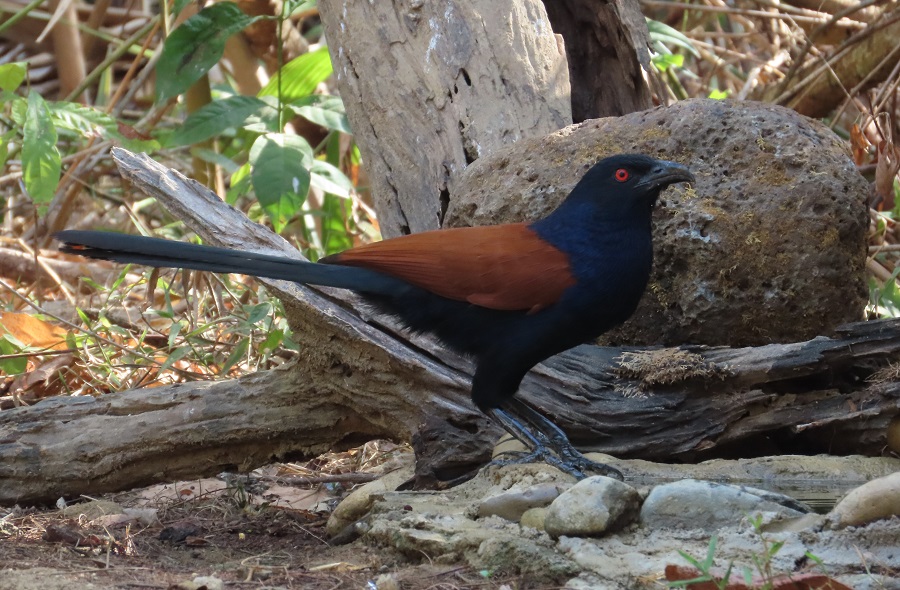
top-left (56, 154), bottom-right (694, 480)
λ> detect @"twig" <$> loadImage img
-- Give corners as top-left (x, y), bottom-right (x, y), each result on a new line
top-left (772, 8), bottom-right (900, 106)
top-left (14, 238), bottom-right (75, 305)
top-left (641, 0), bottom-right (866, 26)
top-left (774, 0), bottom-right (888, 98)
top-left (866, 257), bottom-right (895, 282)
top-left (260, 472), bottom-right (380, 486)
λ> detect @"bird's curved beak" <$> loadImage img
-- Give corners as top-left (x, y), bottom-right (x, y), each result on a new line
top-left (637, 160), bottom-right (695, 191)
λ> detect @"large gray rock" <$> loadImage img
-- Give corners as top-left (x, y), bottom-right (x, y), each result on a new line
top-left (639, 479), bottom-right (811, 530)
top-left (449, 99), bottom-right (868, 346)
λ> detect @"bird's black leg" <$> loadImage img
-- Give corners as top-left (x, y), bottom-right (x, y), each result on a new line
top-left (501, 399), bottom-right (624, 480)
top-left (487, 408), bottom-right (589, 478)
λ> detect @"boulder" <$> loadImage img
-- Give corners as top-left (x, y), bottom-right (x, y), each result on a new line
top-left (639, 479), bottom-right (810, 530)
top-left (449, 99), bottom-right (868, 346)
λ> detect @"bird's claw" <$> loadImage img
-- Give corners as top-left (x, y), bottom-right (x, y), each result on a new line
top-left (552, 443), bottom-right (623, 480)
top-left (489, 448), bottom-right (587, 479)
top-left (560, 453), bottom-right (623, 480)
top-left (488, 404), bottom-right (625, 481)
top-left (489, 446), bottom-right (622, 481)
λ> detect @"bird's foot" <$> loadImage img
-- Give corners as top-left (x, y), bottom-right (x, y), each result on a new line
top-left (487, 406), bottom-right (624, 481)
top-left (489, 447), bottom-right (587, 479)
top-left (550, 446), bottom-right (623, 480)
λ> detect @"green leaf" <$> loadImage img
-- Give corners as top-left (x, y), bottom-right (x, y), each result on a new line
top-left (647, 18), bottom-right (699, 57)
top-left (168, 95), bottom-right (272, 147)
top-left (249, 133), bottom-right (312, 231)
top-left (708, 89), bottom-right (730, 100)
top-left (283, 0), bottom-right (316, 17)
top-left (46, 102), bottom-right (160, 152)
top-left (245, 301), bottom-right (273, 325)
top-left (287, 95), bottom-right (351, 134)
top-left (22, 91), bottom-right (61, 205)
top-left (49, 102), bottom-right (116, 136)
top-left (240, 95), bottom-right (281, 133)
top-left (167, 320), bottom-right (185, 348)
top-left (76, 308), bottom-right (92, 327)
top-left (321, 194), bottom-right (353, 255)
top-left (0, 129), bottom-right (15, 171)
top-left (310, 160), bottom-right (353, 198)
top-left (768, 540), bottom-right (785, 557)
top-left (0, 62), bottom-right (27, 93)
top-left (7, 93), bottom-right (27, 125)
top-left (804, 551), bottom-right (825, 566)
top-left (65, 330), bottom-right (78, 350)
top-left (259, 328), bottom-right (284, 353)
top-left (151, 307), bottom-right (175, 320)
top-left (741, 566), bottom-right (754, 585)
top-left (227, 162), bottom-right (252, 204)
top-left (652, 53), bottom-right (684, 72)
top-left (172, 0), bottom-right (192, 18)
top-left (156, 2), bottom-right (265, 103)
top-left (702, 535), bottom-right (718, 569)
top-left (220, 338), bottom-right (249, 375)
top-left (259, 46), bottom-right (333, 102)
top-left (158, 345), bottom-right (190, 373)
top-left (192, 147), bottom-right (241, 174)
top-left (0, 337), bottom-right (27, 375)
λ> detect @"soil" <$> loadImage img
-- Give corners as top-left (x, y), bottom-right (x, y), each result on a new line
top-left (0, 468), bottom-right (526, 590)
top-left (0, 500), bottom-right (513, 590)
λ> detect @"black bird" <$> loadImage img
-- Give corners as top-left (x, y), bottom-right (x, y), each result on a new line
top-left (56, 154), bottom-right (694, 479)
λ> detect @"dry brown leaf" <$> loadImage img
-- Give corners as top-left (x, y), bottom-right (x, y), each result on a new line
top-left (251, 484), bottom-right (334, 511)
top-left (9, 353), bottom-right (77, 403)
top-left (850, 124), bottom-right (870, 166)
top-left (874, 139), bottom-right (900, 212)
top-left (0, 311), bottom-right (69, 351)
top-left (132, 479), bottom-right (228, 506)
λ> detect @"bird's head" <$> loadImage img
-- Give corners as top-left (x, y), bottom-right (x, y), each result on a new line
top-left (564, 154), bottom-right (695, 219)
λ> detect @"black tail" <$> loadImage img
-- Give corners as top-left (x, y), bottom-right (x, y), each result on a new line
top-left (54, 230), bottom-right (408, 296)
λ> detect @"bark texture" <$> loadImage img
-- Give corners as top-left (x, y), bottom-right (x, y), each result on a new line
top-left (542, 0), bottom-right (654, 122)
top-left (318, 0), bottom-right (572, 237)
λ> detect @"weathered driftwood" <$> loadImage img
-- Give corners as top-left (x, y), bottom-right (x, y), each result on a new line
top-left (1, 149), bottom-right (898, 505)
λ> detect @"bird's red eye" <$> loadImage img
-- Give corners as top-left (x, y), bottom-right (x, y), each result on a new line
top-left (615, 168), bottom-right (630, 182)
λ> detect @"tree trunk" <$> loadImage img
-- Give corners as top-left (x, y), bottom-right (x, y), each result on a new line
top-left (4, 150), bottom-right (896, 505)
top-left (542, 0), bottom-right (654, 122)
top-left (318, 0), bottom-right (573, 237)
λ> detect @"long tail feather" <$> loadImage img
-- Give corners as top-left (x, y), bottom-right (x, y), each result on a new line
top-left (54, 230), bottom-right (408, 296)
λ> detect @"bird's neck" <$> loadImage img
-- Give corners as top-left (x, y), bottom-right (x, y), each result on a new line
top-left (530, 199), bottom-right (653, 254)
top-left (530, 200), bottom-right (654, 300)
